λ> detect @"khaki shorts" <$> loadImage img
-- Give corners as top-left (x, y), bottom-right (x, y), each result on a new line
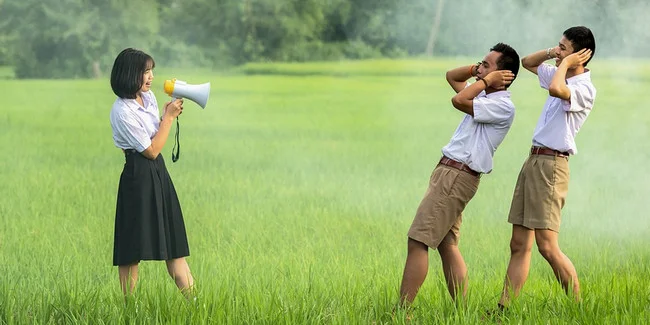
top-left (507, 154), bottom-right (569, 232)
top-left (408, 164), bottom-right (480, 249)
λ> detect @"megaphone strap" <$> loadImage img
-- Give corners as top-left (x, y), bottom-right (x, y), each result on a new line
top-left (172, 118), bottom-right (180, 163)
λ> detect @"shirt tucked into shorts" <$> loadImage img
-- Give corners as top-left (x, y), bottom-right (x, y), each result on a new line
top-left (507, 64), bottom-right (596, 232)
top-left (408, 86), bottom-right (515, 249)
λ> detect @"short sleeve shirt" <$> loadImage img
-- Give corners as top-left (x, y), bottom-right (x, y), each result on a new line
top-left (441, 86), bottom-right (516, 174)
top-left (109, 90), bottom-right (160, 152)
top-left (531, 63), bottom-right (597, 155)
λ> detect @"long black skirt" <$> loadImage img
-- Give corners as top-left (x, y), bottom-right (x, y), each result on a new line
top-left (113, 150), bottom-right (190, 266)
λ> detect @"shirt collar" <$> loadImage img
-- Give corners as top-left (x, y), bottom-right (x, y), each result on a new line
top-left (567, 70), bottom-right (591, 85)
top-left (121, 98), bottom-right (143, 111)
top-left (485, 90), bottom-right (511, 99)
top-left (121, 91), bottom-right (150, 111)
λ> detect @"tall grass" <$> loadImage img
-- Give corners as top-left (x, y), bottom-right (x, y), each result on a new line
top-left (1, 59), bottom-right (649, 324)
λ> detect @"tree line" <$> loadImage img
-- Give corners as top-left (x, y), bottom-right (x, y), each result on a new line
top-left (0, 0), bottom-right (646, 79)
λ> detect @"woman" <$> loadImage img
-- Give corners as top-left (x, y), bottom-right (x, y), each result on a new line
top-left (109, 48), bottom-right (194, 298)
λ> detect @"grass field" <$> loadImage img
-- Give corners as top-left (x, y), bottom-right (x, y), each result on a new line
top-left (1, 58), bottom-right (649, 324)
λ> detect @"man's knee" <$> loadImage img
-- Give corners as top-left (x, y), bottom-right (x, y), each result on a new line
top-left (407, 238), bottom-right (428, 253)
top-left (535, 231), bottom-right (561, 261)
top-left (509, 235), bottom-right (532, 255)
top-left (437, 241), bottom-right (459, 256)
top-left (537, 242), bottom-right (559, 260)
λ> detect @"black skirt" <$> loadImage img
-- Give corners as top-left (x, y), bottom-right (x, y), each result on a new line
top-left (113, 150), bottom-right (190, 266)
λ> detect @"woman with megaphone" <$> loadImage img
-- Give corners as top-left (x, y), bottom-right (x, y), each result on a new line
top-left (109, 48), bottom-right (194, 299)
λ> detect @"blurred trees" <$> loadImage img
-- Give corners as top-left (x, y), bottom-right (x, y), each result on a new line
top-left (0, 0), bottom-right (647, 78)
top-left (0, 0), bottom-right (159, 78)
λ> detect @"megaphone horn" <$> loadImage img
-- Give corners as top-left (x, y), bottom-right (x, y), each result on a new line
top-left (163, 78), bottom-right (211, 109)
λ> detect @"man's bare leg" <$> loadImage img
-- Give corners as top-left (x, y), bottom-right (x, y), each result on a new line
top-left (535, 229), bottom-right (580, 301)
top-left (118, 263), bottom-right (139, 296)
top-left (399, 238), bottom-right (429, 306)
top-left (438, 242), bottom-right (467, 301)
top-left (499, 225), bottom-right (535, 307)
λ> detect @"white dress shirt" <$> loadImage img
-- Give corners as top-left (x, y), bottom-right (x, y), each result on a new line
top-left (441, 86), bottom-right (516, 174)
top-left (531, 63), bottom-right (597, 155)
top-left (110, 90), bottom-right (160, 152)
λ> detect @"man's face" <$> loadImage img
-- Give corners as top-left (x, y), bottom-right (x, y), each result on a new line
top-left (476, 51), bottom-right (500, 80)
top-left (553, 36), bottom-right (575, 67)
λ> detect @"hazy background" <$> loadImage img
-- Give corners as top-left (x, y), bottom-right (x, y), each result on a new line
top-left (0, 0), bottom-right (648, 79)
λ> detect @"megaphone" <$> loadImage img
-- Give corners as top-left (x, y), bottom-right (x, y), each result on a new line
top-left (163, 78), bottom-right (211, 108)
top-left (162, 78), bottom-right (211, 163)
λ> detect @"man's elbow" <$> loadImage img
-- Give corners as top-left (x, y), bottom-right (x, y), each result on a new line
top-left (445, 70), bottom-right (454, 83)
top-left (451, 96), bottom-right (473, 116)
top-left (521, 57), bottom-right (538, 73)
top-left (548, 85), bottom-right (570, 100)
top-left (451, 96), bottom-right (462, 109)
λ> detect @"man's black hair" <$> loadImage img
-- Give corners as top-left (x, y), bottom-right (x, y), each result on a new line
top-left (490, 43), bottom-right (520, 88)
top-left (563, 26), bottom-right (596, 66)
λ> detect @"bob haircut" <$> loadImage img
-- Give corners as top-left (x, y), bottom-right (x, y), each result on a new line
top-left (110, 48), bottom-right (155, 99)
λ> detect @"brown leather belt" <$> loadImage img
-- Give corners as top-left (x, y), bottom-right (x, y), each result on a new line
top-left (530, 146), bottom-right (569, 158)
top-left (438, 156), bottom-right (480, 177)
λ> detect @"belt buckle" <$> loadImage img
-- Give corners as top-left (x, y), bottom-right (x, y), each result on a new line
top-left (531, 146), bottom-right (540, 155)
top-left (447, 158), bottom-right (461, 170)
top-left (454, 159), bottom-right (476, 176)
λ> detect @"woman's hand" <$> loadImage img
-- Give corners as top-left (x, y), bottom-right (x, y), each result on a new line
top-left (163, 98), bottom-right (184, 121)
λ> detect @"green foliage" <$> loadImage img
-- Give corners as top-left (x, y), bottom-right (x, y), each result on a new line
top-left (2, 0), bottom-right (159, 78)
top-left (0, 0), bottom-right (649, 78)
top-left (152, 38), bottom-right (213, 69)
top-left (0, 0), bottom-right (437, 77)
top-left (0, 0), bottom-right (13, 66)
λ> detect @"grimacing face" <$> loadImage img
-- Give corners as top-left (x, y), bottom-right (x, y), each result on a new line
top-left (476, 51), bottom-right (501, 80)
top-left (552, 36), bottom-right (576, 67)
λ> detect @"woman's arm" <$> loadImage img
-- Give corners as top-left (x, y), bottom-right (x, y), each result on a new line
top-left (141, 98), bottom-right (183, 160)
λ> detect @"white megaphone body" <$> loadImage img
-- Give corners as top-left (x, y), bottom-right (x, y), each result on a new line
top-left (163, 78), bottom-right (210, 108)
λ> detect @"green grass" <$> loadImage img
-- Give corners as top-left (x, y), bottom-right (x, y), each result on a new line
top-left (237, 58), bottom-right (467, 76)
top-left (1, 59), bottom-right (649, 324)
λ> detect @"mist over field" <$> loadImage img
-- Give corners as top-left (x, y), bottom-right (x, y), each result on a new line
top-left (410, 0), bottom-right (650, 58)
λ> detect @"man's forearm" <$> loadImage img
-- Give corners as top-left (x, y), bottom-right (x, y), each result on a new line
top-left (451, 78), bottom-right (488, 116)
top-left (446, 64), bottom-right (477, 93)
top-left (548, 61), bottom-right (571, 100)
top-left (447, 64), bottom-right (476, 82)
top-left (522, 48), bottom-right (555, 72)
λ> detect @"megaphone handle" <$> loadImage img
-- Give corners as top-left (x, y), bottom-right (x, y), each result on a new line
top-left (167, 96), bottom-right (181, 162)
top-left (171, 117), bottom-right (180, 163)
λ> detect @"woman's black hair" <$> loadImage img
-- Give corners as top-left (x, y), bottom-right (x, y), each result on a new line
top-left (110, 48), bottom-right (155, 99)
